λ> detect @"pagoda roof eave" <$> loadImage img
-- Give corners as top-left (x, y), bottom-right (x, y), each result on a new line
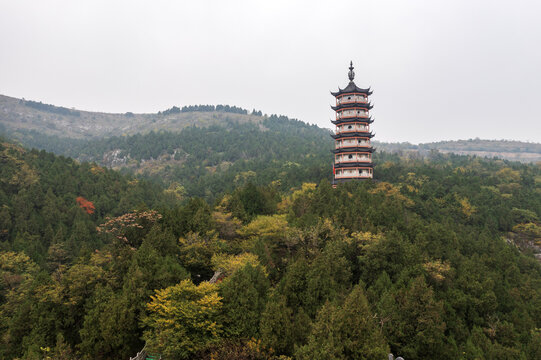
top-left (331, 131), bottom-right (374, 139)
top-left (335, 162), bottom-right (374, 169)
top-left (331, 81), bottom-right (372, 96)
top-left (331, 103), bottom-right (373, 111)
top-left (333, 177), bottom-right (373, 183)
top-left (332, 147), bottom-right (375, 154)
top-left (331, 118), bottom-right (374, 125)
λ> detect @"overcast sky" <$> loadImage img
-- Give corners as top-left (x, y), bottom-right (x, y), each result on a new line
top-left (0, 0), bottom-right (540, 143)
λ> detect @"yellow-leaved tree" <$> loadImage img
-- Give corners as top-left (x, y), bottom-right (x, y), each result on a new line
top-left (237, 214), bottom-right (289, 281)
top-left (211, 252), bottom-right (263, 277)
top-left (143, 279), bottom-right (222, 359)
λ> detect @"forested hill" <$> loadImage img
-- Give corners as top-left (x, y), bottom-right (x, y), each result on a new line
top-left (2, 94), bottom-right (540, 164)
top-left (7, 116), bottom-right (332, 198)
top-left (376, 139), bottom-right (541, 163)
top-left (1, 136), bottom-right (540, 359)
top-left (0, 140), bottom-right (173, 260)
top-left (0, 94), bottom-right (265, 138)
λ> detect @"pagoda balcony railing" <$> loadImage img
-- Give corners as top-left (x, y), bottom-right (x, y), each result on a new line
top-left (336, 141), bottom-right (371, 148)
top-left (336, 126), bottom-right (369, 134)
top-left (336, 95), bottom-right (368, 105)
top-left (337, 98), bottom-right (368, 105)
top-left (335, 157), bottom-right (371, 164)
top-left (335, 174), bottom-right (373, 179)
top-left (336, 112), bottom-right (369, 120)
top-left (335, 169), bottom-right (373, 179)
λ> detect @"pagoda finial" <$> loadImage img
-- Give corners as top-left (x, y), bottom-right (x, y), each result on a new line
top-left (348, 61), bottom-right (355, 81)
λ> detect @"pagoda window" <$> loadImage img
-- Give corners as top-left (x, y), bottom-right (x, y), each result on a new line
top-left (348, 125), bottom-right (352, 129)
top-left (348, 154), bottom-right (353, 159)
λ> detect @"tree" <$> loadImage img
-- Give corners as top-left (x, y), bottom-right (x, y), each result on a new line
top-left (163, 198), bottom-right (214, 237)
top-left (143, 279), bottom-right (222, 359)
top-left (229, 183), bottom-right (279, 222)
top-left (96, 209), bottom-right (162, 249)
top-left (219, 263), bottom-right (269, 339)
top-left (78, 285), bottom-right (138, 359)
top-left (304, 240), bottom-right (351, 317)
top-left (0, 251), bottom-right (40, 358)
top-left (383, 276), bottom-right (447, 359)
top-left (296, 285), bottom-right (389, 360)
top-left (237, 214), bottom-right (289, 280)
top-left (259, 293), bottom-right (294, 356)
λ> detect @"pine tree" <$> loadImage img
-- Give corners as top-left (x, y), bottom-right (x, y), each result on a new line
top-left (219, 263), bottom-right (269, 339)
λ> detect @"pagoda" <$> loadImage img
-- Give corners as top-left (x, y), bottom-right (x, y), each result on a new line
top-left (331, 61), bottom-right (374, 184)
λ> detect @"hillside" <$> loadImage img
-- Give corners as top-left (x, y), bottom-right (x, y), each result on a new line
top-left (10, 129), bottom-right (541, 201)
top-left (1, 139), bottom-right (540, 359)
top-left (0, 94), bottom-right (264, 138)
top-left (0, 140), bottom-right (172, 258)
top-left (2, 94), bottom-right (540, 164)
top-left (2, 94), bottom-right (541, 207)
top-left (375, 139), bottom-right (541, 163)
top-left (5, 115), bottom-right (332, 198)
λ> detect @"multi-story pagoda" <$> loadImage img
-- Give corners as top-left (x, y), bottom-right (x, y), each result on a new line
top-left (331, 61), bottom-right (374, 185)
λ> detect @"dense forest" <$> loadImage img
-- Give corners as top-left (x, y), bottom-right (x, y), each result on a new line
top-left (1, 134), bottom-right (540, 359)
top-left (7, 116), bottom-right (331, 199)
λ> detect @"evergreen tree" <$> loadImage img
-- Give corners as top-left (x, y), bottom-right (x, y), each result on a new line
top-left (259, 293), bottom-right (294, 355)
top-left (219, 263), bottom-right (269, 339)
top-left (296, 285), bottom-right (389, 360)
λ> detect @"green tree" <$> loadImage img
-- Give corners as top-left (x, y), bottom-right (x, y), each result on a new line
top-left (219, 263), bottom-right (269, 339)
top-left (259, 293), bottom-right (294, 356)
top-left (304, 240), bottom-right (351, 317)
top-left (78, 285), bottom-right (138, 359)
top-left (383, 276), bottom-right (447, 359)
top-left (296, 285), bottom-right (389, 360)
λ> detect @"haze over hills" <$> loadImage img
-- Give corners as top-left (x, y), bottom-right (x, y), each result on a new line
top-left (377, 140), bottom-right (541, 163)
top-left (0, 94), bottom-right (265, 138)
top-left (1, 93), bottom-right (540, 164)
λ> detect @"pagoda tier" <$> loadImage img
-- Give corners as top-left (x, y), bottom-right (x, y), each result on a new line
top-left (331, 102), bottom-right (373, 111)
top-left (334, 166), bottom-right (373, 180)
top-left (331, 61), bottom-right (375, 184)
top-left (331, 117), bottom-right (374, 125)
top-left (331, 131), bottom-right (374, 139)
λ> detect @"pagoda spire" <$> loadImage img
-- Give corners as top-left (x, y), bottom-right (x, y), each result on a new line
top-left (348, 61), bottom-right (355, 81)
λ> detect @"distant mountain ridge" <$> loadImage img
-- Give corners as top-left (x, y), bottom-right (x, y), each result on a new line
top-left (1, 94), bottom-right (539, 164)
top-left (0, 94), bottom-right (265, 138)
top-left (374, 140), bottom-right (541, 163)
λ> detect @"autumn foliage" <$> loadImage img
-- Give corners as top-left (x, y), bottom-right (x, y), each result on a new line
top-left (76, 196), bottom-right (95, 214)
top-left (96, 210), bottom-right (162, 248)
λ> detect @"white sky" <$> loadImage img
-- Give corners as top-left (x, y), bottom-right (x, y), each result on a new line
top-left (0, 0), bottom-right (540, 143)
